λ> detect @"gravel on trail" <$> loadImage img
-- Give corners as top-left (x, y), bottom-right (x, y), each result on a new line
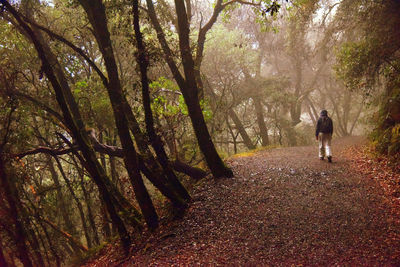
top-left (87, 136), bottom-right (400, 266)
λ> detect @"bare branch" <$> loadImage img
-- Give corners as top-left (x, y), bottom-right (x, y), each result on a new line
top-left (15, 135), bottom-right (206, 179)
top-left (41, 217), bottom-right (88, 252)
top-left (222, 0), bottom-right (261, 8)
top-left (15, 147), bottom-right (75, 159)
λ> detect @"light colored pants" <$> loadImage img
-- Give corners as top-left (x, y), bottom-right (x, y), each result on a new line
top-left (318, 133), bottom-right (332, 158)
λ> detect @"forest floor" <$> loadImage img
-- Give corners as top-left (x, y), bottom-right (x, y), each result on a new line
top-left (82, 136), bottom-right (400, 266)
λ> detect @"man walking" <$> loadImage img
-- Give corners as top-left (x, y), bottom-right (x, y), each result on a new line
top-left (315, 109), bottom-right (333, 162)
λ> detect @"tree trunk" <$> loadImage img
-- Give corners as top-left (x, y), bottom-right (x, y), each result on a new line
top-left (228, 108), bottom-right (255, 150)
top-left (146, 0), bottom-right (233, 178)
top-left (47, 157), bottom-right (81, 252)
top-left (122, 100), bottom-right (206, 180)
top-left (53, 157), bottom-right (92, 248)
top-left (175, 0), bottom-right (233, 178)
top-left (0, 156), bottom-right (33, 267)
top-left (0, 243), bottom-right (9, 267)
top-left (99, 131), bottom-right (108, 175)
top-left (227, 119), bottom-right (239, 154)
top-left (253, 98), bottom-right (269, 146)
top-left (78, 0), bottom-right (158, 229)
top-left (171, 160), bottom-right (207, 180)
top-left (132, 0), bottom-right (190, 206)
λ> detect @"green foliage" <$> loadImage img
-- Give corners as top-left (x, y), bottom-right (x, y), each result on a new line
top-left (335, 0), bottom-right (400, 156)
top-left (335, 41), bottom-right (377, 95)
top-left (370, 82), bottom-right (400, 155)
top-left (222, 0), bottom-right (290, 21)
top-left (150, 77), bottom-right (213, 121)
top-left (73, 80), bottom-right (88, 95)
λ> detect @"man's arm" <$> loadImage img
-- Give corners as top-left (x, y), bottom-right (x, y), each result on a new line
top-left (315, 119), bottom-right (320, 140)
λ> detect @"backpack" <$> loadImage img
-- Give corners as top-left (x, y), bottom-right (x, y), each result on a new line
top-left (319, 117), bottom-right (331, 133)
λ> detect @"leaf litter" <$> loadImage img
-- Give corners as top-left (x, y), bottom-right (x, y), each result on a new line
top-left (83, 136), bottom-right (400, 266)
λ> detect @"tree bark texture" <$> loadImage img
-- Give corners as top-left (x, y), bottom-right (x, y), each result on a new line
top-left (78, 0), bottom-right (159, 229)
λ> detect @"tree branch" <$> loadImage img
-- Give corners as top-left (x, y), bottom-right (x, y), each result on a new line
top-left (0, 103), bottom-right (16, 151)
top-left (222, 0), bottom-right (261, 8)
top-left (15, 132), bottom-right (207, 179)
top-left (21, 16), bottom-right (109, 86)
top-left (41, 217), bottom-right (88, 252)
top-left (15, 92), bottom-right (65, 124)
top-left (145, 0), bottom-right (186, 89)
top-left (195, 0), bottom-right (223, 69)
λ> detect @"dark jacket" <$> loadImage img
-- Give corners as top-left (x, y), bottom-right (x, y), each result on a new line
top-left (315, 116), bottom-right (333, 137)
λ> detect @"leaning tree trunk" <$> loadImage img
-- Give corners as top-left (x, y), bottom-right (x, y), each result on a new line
top-left (47, 157), bottom-right (82, 252)
top-left (2, 1), bottom-right (132, 251)
top-left (0, 242), bottom-right (9, 267)
top-left (174, 0), bottom-right (233, 178)
top-left (78, 0), bottom-right (159, 229)
top-left (146, 0), bottom-right (233, 178)
top-left (228, 108), bottom-right (255, 150)
top-left (132, 0), bottom-right (190, 206)
top-left (0, 155), bottom-right (33, 267)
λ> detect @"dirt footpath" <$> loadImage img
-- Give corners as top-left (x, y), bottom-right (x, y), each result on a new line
top-left (119, 137), bottom-right (400, 266)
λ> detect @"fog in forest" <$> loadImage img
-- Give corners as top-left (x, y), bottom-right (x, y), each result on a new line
top-left (0, 0), bottom-right (399, 265)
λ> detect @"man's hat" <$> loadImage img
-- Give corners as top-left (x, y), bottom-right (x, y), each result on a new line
top-left (320, 109), bottom-right (328, 116)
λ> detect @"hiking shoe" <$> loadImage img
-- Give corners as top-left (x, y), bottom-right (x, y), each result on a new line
top-left (320, 157), bottom-right (324, 160)
top-left (328, 156), bottom-right (332, 163)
